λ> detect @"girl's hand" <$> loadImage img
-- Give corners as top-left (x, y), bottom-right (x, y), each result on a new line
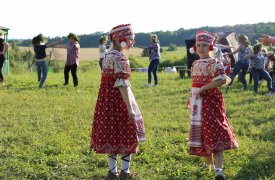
top-left (186, 99), bottom-right (190, 109)
top-left (194, 88), bottom-right (203, 99)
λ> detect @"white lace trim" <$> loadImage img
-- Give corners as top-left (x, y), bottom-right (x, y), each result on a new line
top-left (212, 74), bottom-right (231, 85)
top-left (114, 78), bottom-right (131, 87)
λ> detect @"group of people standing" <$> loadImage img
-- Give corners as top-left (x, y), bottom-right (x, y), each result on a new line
top-left (31, 33), bottom-right (80, 88)
top-left (225, 34), bottom-right (275, 95)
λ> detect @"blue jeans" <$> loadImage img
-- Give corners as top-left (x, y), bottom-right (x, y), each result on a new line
top-left (228, 60), bottom-right (250, 89)
top-left (272, 77), bottom-right (275, 93)
top-left (251, 67), bottom-right (272, 93)
top-left (148, 59), bottom-right (160, 85)
top-left (36, 61), bottom-right (48, 88)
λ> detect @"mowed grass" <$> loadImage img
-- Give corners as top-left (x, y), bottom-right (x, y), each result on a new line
top-left (0, 64), bottom-right (275, 179)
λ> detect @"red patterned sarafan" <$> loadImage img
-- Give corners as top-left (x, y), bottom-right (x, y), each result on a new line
top-left (109, 24), bottom-right (134, 41)
top-left (90, 49), bottom-right (145, 154)
top-left (189, 57), bottom-right (238, 156)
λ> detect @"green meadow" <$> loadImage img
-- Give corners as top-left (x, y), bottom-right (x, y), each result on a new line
top-left (0, 47), bottom-right (275, 179)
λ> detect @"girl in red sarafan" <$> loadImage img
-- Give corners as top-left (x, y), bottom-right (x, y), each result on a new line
top-left (90, 24), bottom-right (145, 180)
top-left (187, 30), bottom-right (239, 180)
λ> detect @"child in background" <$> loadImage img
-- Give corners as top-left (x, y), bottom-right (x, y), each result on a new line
top-left (98, 35), bottom-right (108, 71)
top-left (90, 24), bottom-right (145, 180)
top-left (187, 30), bottom-right (239, 180)
top-left (31, 34), bottom-right (62, 88)
top-left (0, 30), bottom-right (9, 85)
top-left (225, 34), bottom-right (252, 92)
top-left (144, 34), bottom-right (161, 87)
top-left (250, 44), bottom-right (273, 95)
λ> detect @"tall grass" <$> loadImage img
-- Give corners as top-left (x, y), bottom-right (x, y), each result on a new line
top-left (0, 65), bottom-right (274, 179)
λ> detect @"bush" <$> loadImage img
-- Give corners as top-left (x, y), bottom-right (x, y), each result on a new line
top-left (129, 55), bottom-right (142, 68)
top-left (141, 48), bottom-right (149, 57)
top-left (159, 58), bottom-right (186, 68)
top-left (48, 60), bottom-right (62, 73)
top-left (167, 43), bottom-right (177, 51)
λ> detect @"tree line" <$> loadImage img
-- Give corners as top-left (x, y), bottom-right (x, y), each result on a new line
top-left (13, 22), bottom-right (275, 47)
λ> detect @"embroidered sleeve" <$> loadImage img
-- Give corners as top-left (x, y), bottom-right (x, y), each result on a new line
top-left (113, 55), bottom-right (131, 87)
top-left (211, 60), bottom-right (227, 81)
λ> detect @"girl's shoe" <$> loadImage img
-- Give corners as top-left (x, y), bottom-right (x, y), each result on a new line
top-left (214, 169), bottom-right (226, 180)
top-left (106, 170), bottom-right (119, 180)
top-left (119, 171), bottom-right (137, 180)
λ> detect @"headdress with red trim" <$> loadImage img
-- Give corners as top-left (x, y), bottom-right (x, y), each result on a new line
top-left (189, 30), bottom-right (217, 54)
top-left (109, 24), bottom-right (134, 41)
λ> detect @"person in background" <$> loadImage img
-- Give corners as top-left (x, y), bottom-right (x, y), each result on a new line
top-left (31, 34), bottom-right (62, 88)
top-left (225, 34), bottom-right (252, 92)
top-left (55, 33), bottom-right (80, 87)
top-left (250, 43), bottom-right (273, 95)
top-left (98, 35), bottom-right (109, 71)
top-left (144, 34), bottom-right (161, 87)
top-left (213, 35), bottom-right (235, 76)
top-left (257, 48), bottom-right (274, 85)
top-left (0, 30), bottom-right (9, 85)
top-left (187, 30), bottom-right (239, 180)
top-left (90, 24), bottom-right (145, 180)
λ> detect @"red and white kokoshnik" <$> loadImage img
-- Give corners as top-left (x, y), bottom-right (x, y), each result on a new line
top-left (109, 24), bottom-right (135, 41)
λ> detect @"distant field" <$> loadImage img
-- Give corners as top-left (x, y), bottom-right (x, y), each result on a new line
top-left (19, 47), bottom-right (144, 61)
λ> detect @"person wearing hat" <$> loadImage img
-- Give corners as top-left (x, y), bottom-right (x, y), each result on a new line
top-left (98, 35), bottom-right (109, 70)
top-left (55, 33), bottom-right (80, 87)
top-left (225, 34), bottom-right (252, 92)
top-left (187, 30), bottom-right (239, 180)
top-left (90, 24), bottom-right (145, 180)
top-left (31, 34), bottom-right (63, 88)
top-left (144, 34), bottom-right (161, 87)
top-left (0, 30), bottom-right (9, 85)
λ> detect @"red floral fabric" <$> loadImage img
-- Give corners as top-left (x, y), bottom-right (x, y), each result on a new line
top-left (90, 50), bottom-right (142, 154)
top-left (189, 58), bottom-right (239, 156)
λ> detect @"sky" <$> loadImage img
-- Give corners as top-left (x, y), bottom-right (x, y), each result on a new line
top-left (1, 0), bottom-right (274, 39)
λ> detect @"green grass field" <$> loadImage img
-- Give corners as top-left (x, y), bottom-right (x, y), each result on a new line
top-left (0, 63), bottom-right (275, 179)
top-left (2, 45), bottom-right (275, 179)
